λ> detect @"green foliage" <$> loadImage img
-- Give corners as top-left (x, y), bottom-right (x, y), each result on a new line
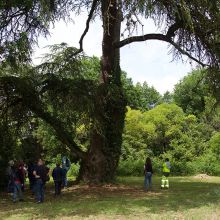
top-left (187, 152), bottom-right (220, 176)
top-left (174, 69), bottom-right (209, 115)
top-left (2, 51), bottom-right (220, 179)
top-left (209, 132), bottom-right (220, 159)
top-left (0, 0), bottom-right (78, 66)
top-left (67, 163), bottom-right (80, 177)
top-left (117, 156), bottom-right (162, 176)
top-left (120, 104), bottom-right (183, 176)
top-left (0, 121), bottom-right (16, 187)
top-left (120, 99), bottom-right (220, 176)
top-left (160, 91), bottom-right (174, 104)
top-left (122, 74), bottom-right (161, 111)
top-left (116, 158), bottom-right (145, 176)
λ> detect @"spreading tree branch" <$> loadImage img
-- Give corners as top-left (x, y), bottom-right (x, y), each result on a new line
top-left (0, 76), bottom-right (86, 160)
top-left (166, 21), bottom-right (182, 39)
top-left (114, 33), bottom-right (207, 67)
top-left (73, 0), bottom-right (99, 56)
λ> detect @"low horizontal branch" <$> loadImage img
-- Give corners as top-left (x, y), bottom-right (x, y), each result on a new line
top-left (114, 33), bottom-right (207, 67)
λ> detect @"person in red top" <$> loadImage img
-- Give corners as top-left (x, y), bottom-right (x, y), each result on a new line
top-left (18, 161), bottom-right (26, 192)
top-left (12, 162), bottom-right (25, 202)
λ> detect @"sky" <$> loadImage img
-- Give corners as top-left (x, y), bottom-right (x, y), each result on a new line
top-left (33, 13), bottom-right (197, 94)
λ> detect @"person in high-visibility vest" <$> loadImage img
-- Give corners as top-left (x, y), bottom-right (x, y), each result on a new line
top-left (161, 158), bottom-right (171, 189)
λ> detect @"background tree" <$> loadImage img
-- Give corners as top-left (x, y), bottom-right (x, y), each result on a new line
top-left (174, 69), bottom-right (210, 115)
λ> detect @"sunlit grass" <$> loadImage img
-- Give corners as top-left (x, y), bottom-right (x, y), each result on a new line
top-left (1, 176), bottom-right (220, 219)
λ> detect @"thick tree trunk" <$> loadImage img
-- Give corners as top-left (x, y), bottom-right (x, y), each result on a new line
top-left (78, 84), bottom-right (126, 183)
top-left (78, 0), bottom-right (126, 183)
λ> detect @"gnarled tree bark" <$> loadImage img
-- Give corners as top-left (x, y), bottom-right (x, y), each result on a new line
top-left (78, 0), bottom-right (126, 183)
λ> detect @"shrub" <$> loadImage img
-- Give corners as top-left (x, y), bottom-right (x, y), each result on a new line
top-left (116, 157), bottom-right (162, 176)
top-left (67, 163), bottom-right (80, 177)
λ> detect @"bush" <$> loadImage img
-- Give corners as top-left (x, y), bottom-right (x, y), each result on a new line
top-left (116, 158), bottom-right (144, 176)
top-left (117, 151), bottom-right (220, 177)
top-left (116, 157), bottom-right (163, 176)
top-left (186, 153), bottom-right (220, 176)
top-left (67, 163), bottom-right (80, 177)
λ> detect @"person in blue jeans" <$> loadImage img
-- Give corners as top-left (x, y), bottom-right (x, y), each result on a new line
top-left (144, 157), bottom-right (153, 191)
top-left (33, 159), bottom-right (49, 203)
top-left (12, 162), bottom-right (25, 202)
top-left (61, 156), bottom-right (71, 188)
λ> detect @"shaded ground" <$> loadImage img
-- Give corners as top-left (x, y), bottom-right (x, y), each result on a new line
top-left (0, 176), bottom-right (220, 219)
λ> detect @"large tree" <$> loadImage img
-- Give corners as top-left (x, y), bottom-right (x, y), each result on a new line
top-left (1, 0), bottom-right (220, 182)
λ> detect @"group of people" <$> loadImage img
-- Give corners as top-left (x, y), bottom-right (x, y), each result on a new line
top-left (144, 157), bottom-right (171, 191)
top-left (6, 156), bottom-right (170, 203)
top-left (6, 157), bottom-right (71, 203)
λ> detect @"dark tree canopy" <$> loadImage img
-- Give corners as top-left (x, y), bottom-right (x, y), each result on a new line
top-left (1, 1), bottom-right (220, 67)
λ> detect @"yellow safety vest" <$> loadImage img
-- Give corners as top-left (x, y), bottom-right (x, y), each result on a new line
top-left (162, 162), bottom-right (170, 173)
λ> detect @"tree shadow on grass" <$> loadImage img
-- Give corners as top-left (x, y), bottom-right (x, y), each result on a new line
top-left (0, 177), bottom-right (220, 219)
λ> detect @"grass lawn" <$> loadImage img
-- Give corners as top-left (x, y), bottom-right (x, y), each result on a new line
top-left (1, 176), bottom-right (220, 220)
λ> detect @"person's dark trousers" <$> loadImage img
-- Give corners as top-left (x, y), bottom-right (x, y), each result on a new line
top-left (35, 179), bottom-right (45, 203)
top-left (62, 169), bottom-right (67, 188)
top-left (54, 181), bottom-right (62, 195)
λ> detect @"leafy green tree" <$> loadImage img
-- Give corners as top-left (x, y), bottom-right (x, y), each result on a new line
top-left (1, 0), bottom-right (220, 182)
top-left (174, 69), bottom-right (210, 115)
top-left (173, 69), bottom-right (220, 132)
top-left (209, 132), bottom-right (220, 159)
top-left (122, 104), bottom-right (185, 157)
top-left (132, 82), bottom-right (161, 111)
top-left (161, 91), bottom-right (174, 104)
top-left (0, 120), bottom-right (16, 187)
top-left (121, 103), bottom-right (216, 175)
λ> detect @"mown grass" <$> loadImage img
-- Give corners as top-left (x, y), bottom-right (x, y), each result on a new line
top-left (0, 176), bottom-right (220, 220)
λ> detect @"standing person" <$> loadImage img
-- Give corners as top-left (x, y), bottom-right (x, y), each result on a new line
top-left (18, 161), bottom-right (26, 192)
top-left (144, 157), bottom-right (153, 191)
top-left (62, 156), bottom-right (71, 188)
top-left (33, 159), bottom-right (49, 203)
top-left (52, 163), bottom-right (64, 196)
top-left (161, 158), bottom-right (171, 189)
top-left (12, 162), bottom-right (25, 203)
top-left (6, 160), bottom-right (15, 193)
top-left (27, 162), bottom-right (36, 192)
